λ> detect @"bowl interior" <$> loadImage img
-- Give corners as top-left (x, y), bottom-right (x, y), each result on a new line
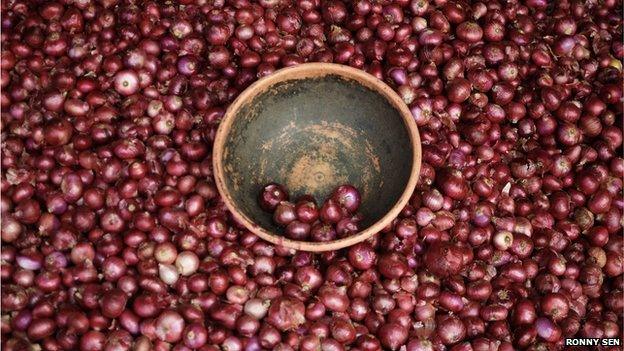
top-left (221, 73), bottom-right (414, 234)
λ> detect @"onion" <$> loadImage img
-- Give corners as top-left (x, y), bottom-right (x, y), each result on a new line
top-left (535, 317), bottom-right (562, 342)
top-left (331, 184), bottom-right (361, 213)
top-left (100, 289), bottom-right (128, 319)
top-left (175, 251), bottom-right (199, 276)
top-left (244, 298), bottom-right (270, 320)
top-left (154, 310), bottom-right (185, 343)
top-left (266, 297), bottom-right (305, 331)
top-left (437, 315), bottom-right (466, 345)
top-left (424, 241), bottom-right (464, 277)
top-left (378, 323), bottom-right (408, 350)
top-left (347, 242), bottom-right (377, 270)
top-left (158, 264), bottom-right (179, 285)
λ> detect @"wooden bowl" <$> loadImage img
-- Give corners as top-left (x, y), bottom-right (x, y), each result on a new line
top-left (213, 63), bottom-right (421, 251)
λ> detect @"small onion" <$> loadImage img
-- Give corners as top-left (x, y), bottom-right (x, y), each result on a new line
top-left (175, 251), bottom-right (199, 276)
top-left (158, 263), bottom-right (180, 285)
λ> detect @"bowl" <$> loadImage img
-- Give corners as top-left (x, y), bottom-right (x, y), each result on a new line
top-left (213, 63), bottom-right (421, 251)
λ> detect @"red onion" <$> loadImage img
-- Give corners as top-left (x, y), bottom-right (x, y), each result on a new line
top-left (331, 184), bottom-right (361, 213)
top-left (424, 241), bottom-right (464, 277)
top-left (274, 202), bottom-right (297, 226)
top-left (535, 317), bottom-right (562, 342)
top-left (319, 284), bottom-right (349, 312)
top-left (436, 315), bottom-right (466, 345)
top-left (378, 322), bottom-right (408, 350)
top-left (154, 310), bottom-right (185, 343)
top-left (100, 289), bottom-right (128, 318)
top-left (266, 297), bottom-right (305, 331)
top-left (347, 242), bottom-right (377, 270)
top-left (244, 298), bottom-right (270, 320)
top-left (436, 168), bottom-right (468, 200)
top-left (158, 264), bottom-right (179, 285)
top-left (259, 183), bottom-right (289, 212)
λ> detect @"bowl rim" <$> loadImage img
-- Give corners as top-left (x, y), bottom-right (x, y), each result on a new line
top-left (213, 62), bottom-right (421, 252)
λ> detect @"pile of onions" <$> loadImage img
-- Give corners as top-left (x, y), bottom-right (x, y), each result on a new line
top-left (1, 0), bottom-right (622, 350)
top-left (259, 183), bottom-right (364, 241)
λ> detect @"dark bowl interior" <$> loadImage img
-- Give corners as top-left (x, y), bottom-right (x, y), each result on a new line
top-left (221, 74), bottom-right (414, 234)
